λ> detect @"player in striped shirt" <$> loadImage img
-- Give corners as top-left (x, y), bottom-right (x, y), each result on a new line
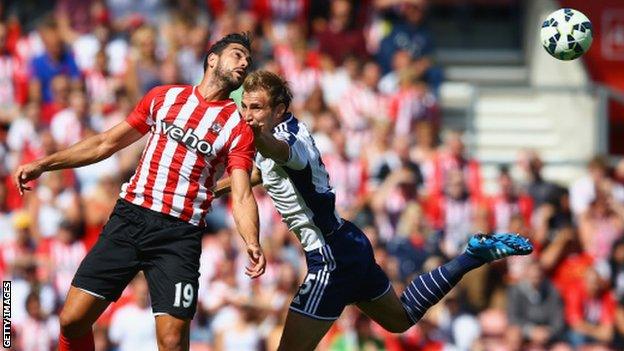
top-left (216, 70), bottom-right (534, 350)
top-left (14, 33), bottom-right (265, 351)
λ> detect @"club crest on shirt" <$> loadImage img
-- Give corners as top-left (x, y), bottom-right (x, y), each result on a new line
top-left (209, 122), bottom-right (222, 134)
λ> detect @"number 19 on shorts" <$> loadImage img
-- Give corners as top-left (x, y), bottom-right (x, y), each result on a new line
top-left (173, 282), bottom-right (194, 308)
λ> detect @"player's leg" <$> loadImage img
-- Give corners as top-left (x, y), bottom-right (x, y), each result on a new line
top-left (139, 213), bottom-right (204, 351)
top-left (60, 199), bottom-right (143, 350)
top-left (58, 287), bottom-right (111, 350)
top-left (357, 233), bottom-right (533, 331)
top-left (277, 241), bottom-right (348, 350)
top-left (277, 311), bottom-right (335, 351)
top-left (356, 287), bottom-right (412, 333)
top-left (155, 314), bottom-right (191, 351)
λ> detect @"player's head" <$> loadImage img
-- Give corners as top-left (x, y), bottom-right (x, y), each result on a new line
top-left (204, 32), bottom-right (252, 90)
top-left (241, 70), bottom-right (293, 130)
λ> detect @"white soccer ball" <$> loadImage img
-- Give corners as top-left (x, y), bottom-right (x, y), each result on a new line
top-left (540, 8), bottom-right (593, 61)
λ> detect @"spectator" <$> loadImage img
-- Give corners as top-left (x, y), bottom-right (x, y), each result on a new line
top-left (431, 130), bottom-right (482, 198)
top-left (329, 312), bottom-right (386, 350)
top-left (564, 267), bottom-right (616, 348)
top-left (84, 49), bottom-right (122, 111)
top-left (0, 211), bottom-right (37, 277)
top-left (387, 67), bottom-right (438, 137)
top-left (0, 121), bottom-right (10, 178)
top-left (69, 1), bottom-right (129, 76)
top-left (0, 21), bottom-right (21, 123)
top-left (0, 180), bottom-right (15, 243)
top-left (124, 24), bottom-right (164, 101)
top-left (615, 297), bottom-right (624, 349)
top-left (213, 303), bottom-right (263, 351)
top-left (578, 185), bottom-right (624, 261)
top-left (7, 102), bottom-right (43, 166)
top-left (9, 262), bottom-right (57, 329)
top-left (507, 260), bottom-right (565, 349)
top-left (375, 0), bottom-right (442, 91)
top-left (488, 165), bottom-right (533, 233)
top-left (517, 149), bottom-right (564, 208)
top-left (371, 154), bottom-right (421, 240)
top-left (37, 219), bottom-right (87, 298)
top-left (609, 238), bottom-right (624, 300)
top-left (50, 88), bottom-right (91, 148)
top-left (474, 308), bottom-right (512, 351)
top-left (436, 288), bottom-right (481, 351)
top-left (322, 129), bottom-right (367, 219)
top-left (378, 49), bottom-right (412, 95)
top-left (387, 203), bottom-right (431, 281)
top-left (15, 291), bottom-right (59, 351)
top-left (40, 73), bottom-right (72, 125)
top-left (570, 155), bottom-right (624, 216)
top-left (108, 273), bottom-right (158, 351)
top-left (176, 24), bottom-right (208, 85)
top-left (30, 170), bottom-right (80, 239)
top-left (29, 16), bottom-right (81, 105)
top-left (425, 169), bottom-right (484, 258)
top-left (316, 0), bottom-right (367, 66)
top-left (55, 0), bottom-right (97, 35)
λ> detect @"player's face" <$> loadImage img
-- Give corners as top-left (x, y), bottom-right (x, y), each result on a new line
top-left (241, 89), bottom-right (283, 132)
top-left (214, 43), bottom-right (251, 89)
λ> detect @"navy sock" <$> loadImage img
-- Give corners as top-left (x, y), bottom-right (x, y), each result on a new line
top-left (442, 252), bottom-right (485, 283)
top-left (399, 253), bottom-right (485, 324)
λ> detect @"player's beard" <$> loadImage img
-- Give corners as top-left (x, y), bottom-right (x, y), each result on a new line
top-left (215, 60), bottom-right (243, 91)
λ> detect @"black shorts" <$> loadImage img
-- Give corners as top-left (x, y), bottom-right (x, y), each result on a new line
top-left (72, 199), bottom-right (203, 319)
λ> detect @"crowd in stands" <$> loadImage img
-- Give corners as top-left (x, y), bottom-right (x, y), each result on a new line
top-left (1, 0), bottom-right (623, 350)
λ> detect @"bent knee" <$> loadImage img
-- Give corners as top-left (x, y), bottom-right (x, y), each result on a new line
top-left (157, 333), bottom-right (185, 351)
top-left (59, 309), bottom-right (92, 338)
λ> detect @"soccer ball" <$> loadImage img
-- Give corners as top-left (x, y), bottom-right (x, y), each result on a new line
top-left (540, 8), bottom-right (593, 61)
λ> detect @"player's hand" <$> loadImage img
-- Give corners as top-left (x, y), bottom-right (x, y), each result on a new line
top-left (245, 243), bottom-right (266, 279)
top-left (13, 162), bottom-right (44, 195)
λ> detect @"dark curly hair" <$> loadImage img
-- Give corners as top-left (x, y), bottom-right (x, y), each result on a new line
top-left (203, 32), bottom-right (252, 72)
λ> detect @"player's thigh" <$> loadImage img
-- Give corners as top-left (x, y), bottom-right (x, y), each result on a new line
top-left (141, 222), bottom-right (203, 320)
top-left (72, 200), bottom-right (143, 301)
top-left (155, 314), bottom-right (190, 351)
top-left (278, 310), bottom-right (335, 351)
top-left (355, 286), bottom-right (413, 333)
top-left (59, 286), bottom-right (111, 337)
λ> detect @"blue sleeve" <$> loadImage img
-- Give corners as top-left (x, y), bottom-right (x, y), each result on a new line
top-left (30, 57), bottom-right (42, 80)
top-left (66, 53), bottom-right (81, 78)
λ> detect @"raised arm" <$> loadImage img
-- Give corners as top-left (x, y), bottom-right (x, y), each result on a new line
top-left (14, 121), bottom-right (144, 195)
top-left (253, 126), bottom-right (290, 163)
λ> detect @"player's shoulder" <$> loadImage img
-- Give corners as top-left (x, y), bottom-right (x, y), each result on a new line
top-left (274, 113), bottom-right (302, 135)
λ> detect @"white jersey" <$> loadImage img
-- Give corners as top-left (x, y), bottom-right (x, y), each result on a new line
top-left (256, 114), bottom-right (343, 251)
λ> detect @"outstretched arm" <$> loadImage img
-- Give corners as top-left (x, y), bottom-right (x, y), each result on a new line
top-left (214, 166), bottom-right (262, 198)
top-left (14, 121), bottom-right (145, 194)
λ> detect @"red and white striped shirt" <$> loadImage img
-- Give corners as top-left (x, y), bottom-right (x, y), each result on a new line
top-left (120, 85), bottom-right (255, 226)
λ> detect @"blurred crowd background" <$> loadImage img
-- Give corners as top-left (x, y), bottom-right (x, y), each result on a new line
top-left (1, 0), bottom-right (623, 350)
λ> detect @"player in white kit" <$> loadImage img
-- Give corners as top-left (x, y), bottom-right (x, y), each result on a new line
top-left (216, 70), bottom-right (533, 351)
